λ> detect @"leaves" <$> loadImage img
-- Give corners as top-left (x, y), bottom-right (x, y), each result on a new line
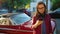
top-left (8, 0), bottom-right (31, 9)
top-left (51, 0), bottom-right (60, 11)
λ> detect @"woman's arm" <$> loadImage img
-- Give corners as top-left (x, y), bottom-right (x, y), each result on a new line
top-left (32, 20), bottom-right (43, 29)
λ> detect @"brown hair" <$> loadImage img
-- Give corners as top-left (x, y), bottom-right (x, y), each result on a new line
top-left (35, 1), bottom-right (47, 19)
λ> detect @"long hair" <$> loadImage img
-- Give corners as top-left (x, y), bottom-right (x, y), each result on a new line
top-left (35, 1), bottom-right (47, 19)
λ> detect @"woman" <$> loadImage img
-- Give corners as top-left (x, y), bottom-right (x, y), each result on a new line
top-left (32, 2), bottom-right (53, 34)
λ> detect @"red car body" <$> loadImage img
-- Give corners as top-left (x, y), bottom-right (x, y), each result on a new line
top-left (0, 19), bottom-right (56, 34)
top-left (0, 20), bottom-right (33, 34)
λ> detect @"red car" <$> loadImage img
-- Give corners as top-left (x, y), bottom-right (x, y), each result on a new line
top-left (0, 13), bottom-right (33, 34)
top-left (0, 13), bottom-right (55, 34)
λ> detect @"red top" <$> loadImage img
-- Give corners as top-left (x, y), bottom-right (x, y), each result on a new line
top-left (32, 14), bottom-right (53, 34)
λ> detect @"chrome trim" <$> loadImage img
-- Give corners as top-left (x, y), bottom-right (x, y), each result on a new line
top-left (0, 28), bottom-right (33, 32)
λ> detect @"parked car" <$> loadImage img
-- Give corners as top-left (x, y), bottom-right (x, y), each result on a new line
top-left (0, 13), bottom-right (33, 34)
top-left (49, 8), bottom-right (60, 18)
top-left (0, 13), bottom-right (55, 34)
top-left (0, 9), bottom-right (8, 14)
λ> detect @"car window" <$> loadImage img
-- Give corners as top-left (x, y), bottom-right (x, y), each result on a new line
top-left (10, 13), bottom-right (31, 25)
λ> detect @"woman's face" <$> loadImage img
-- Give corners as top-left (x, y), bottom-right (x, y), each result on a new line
top-left (37, 4), bottom-right (45, 14)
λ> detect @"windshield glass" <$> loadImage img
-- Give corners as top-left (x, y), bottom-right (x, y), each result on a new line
top-left (10, 13), bottom-right (31, 25)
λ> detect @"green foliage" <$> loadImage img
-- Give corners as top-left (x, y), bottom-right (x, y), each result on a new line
top-left (7, 0), bottom-right (31, 9)
top-left (51, 0), bottom-right (60, 11)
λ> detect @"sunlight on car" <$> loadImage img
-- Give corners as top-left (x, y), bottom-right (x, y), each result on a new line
top-left (0, 18), bottom-right (10, 25)
top-left (0, 15), bottom-right (11, 25)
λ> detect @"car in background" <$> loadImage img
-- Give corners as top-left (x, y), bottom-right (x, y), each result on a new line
top-left (49, 8), bottom-right (60, 18)
top-left (0, 13), bottom-right (55, 34)
top-left (0, 9), bottom-right (8, 14)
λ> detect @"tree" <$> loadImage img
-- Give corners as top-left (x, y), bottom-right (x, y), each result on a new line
top-left (7, 0), bottom-right (31, 9)
top-left (51, 0), bottom-right (60, 11)
top-left (6, 0), bottom-right (31, 12)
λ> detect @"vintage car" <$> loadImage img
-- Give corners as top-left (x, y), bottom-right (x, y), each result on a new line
top-left (0, 13), bottom-right (55, 34)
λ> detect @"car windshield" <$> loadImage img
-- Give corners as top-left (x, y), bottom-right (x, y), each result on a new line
top-left (10, 13), bottom-right (31, 25)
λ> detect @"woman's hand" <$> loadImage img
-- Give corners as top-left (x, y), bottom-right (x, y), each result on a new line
top-left (31, 25), bottom-right (37, 29)
top-left (32, 20), bottom-right (43, 29)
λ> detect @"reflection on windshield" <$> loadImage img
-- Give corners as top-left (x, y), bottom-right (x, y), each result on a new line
top-left (10, 13), bottom-right (31, 25)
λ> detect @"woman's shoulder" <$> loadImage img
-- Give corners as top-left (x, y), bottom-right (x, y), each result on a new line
top-left (45, 13), bottom-right (51, 19)
top-left (46, 13), bottom-right (51, 17)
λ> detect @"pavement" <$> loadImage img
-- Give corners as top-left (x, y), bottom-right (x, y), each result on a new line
top-left (55, 19), bottom-right (60, 34)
